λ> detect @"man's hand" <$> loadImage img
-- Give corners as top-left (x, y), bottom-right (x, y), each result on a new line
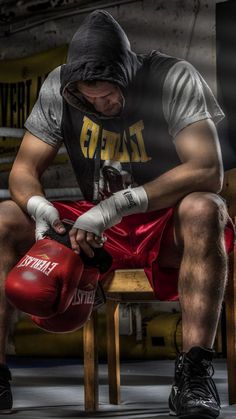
top-left (70, 186), bottom-right (148, 257)
top-left (69, 229), bottom-right (106, 257)
top-left (27, 196), bottom-right (65, 240)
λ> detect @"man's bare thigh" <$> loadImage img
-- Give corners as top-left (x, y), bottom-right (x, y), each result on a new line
top-left (158, 208), bottom-right (182, 269)
top-left (0, 200), bottom-right (35, 255)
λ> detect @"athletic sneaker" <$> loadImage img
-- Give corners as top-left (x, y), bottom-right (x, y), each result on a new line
top-left (169, 346), bottom-right (221, 418)
top-left (0, 364), bottom-right (12, 413)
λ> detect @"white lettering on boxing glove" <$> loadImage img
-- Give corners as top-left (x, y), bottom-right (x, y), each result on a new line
top-left (17, 255), bottom-right (59, 276)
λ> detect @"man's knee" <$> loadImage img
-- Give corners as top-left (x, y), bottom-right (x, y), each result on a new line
top-left (178, 192), bottom-right (227, 225)
top-left (0, 201), bottom-right (18, 240)
top-left (175, 192), bottom-right (228, 242)
top-left (0, 200), bottom-right (34, 248)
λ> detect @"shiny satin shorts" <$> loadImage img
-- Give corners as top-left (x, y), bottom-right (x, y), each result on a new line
top-left (53, 200), bottom-right (234, 301)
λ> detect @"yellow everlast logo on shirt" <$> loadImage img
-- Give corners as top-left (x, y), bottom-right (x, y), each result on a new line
top-left (80, 116), bottom-right (151, 163)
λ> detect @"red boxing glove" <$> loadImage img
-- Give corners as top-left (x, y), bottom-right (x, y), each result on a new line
top-left (5, 238), bottom-right (84, 318)
top-left (31, 267), bottom-right (99, 332)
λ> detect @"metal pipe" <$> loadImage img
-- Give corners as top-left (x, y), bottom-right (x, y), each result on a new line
top-left (0, 127), bottom-right (24, 138)
top-left (0, 128), bottom-right (67, 163)
top-left (0, 187), bottom-right (82, 200)
top-left (0, 128), bottom-right (79, 200)
top-left (2, 0), bottom-right (140, 36)
top-left (0, 146), bottom-right (67, 164)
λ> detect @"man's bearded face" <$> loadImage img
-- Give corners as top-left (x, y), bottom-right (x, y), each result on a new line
top-left (77, 81), bottom-right (124, 116)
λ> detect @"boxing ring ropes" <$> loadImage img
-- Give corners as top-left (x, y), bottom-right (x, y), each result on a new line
top-left (0, 127), bottom-right (82, 200)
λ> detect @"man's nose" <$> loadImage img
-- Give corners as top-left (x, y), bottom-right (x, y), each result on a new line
top-left (95, 98), bottom-right (108, 109)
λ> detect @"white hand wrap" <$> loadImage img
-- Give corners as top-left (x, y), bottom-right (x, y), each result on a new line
top-left (73, 186), bottom-right (148, 237)
top-left (27, 196), bottom-right (60, 240)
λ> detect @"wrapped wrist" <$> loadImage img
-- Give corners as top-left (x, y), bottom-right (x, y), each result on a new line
top-left (26, 196), bottom-right (60, 240)
top-left (113, 186), bottom-right (148, 217)
top-left (74, 186), bottom-right (148, 236)
top-left (27, 196), bottom-right (51, 219)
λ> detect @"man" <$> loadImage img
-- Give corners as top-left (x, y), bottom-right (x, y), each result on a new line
top-left (0, 9), bottom-right (233, 418)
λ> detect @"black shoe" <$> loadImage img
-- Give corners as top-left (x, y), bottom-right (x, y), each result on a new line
top-left (169, 346), bottom-right (221, 419)
top-left (169, 351), bottom-right (185, 413)
top-left (0, 364), bottom-right (13, 413)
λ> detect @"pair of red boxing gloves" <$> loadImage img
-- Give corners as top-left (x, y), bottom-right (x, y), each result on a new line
top-left (5, 225), bottom-right (112, 333)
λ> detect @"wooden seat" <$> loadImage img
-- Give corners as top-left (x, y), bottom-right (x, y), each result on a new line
top-left (83, 253), bottom-right (236, 411)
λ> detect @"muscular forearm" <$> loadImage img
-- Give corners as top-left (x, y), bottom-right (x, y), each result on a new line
top-left (144, 161), bottom-right (222, 212)
top-left (9, 168), bottom-right (44, 212)
top-left (9, 168), bottom-right (65, 240)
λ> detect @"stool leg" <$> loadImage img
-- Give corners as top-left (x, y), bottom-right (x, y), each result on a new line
top-left (83, 311), bottom-right (98, 411)
top-left (106, 300), bottom-right (120, 404)
top-left (225, 252), bottom-right (236, 404)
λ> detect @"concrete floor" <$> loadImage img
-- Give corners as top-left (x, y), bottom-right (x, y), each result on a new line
top-left (2, 357), bottom-right (236, 418)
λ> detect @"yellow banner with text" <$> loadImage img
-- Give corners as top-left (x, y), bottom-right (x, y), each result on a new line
top-left (0, 45), bottom-right (68, 171)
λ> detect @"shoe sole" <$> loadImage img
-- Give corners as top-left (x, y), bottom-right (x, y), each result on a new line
top-left (169, 409), bottom-right (220, 419)
top-left (0, 410), bottom-right (12, 415)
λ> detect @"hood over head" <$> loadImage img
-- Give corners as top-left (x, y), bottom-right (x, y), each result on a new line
top-left (61, 10), bottom-right (142, 115)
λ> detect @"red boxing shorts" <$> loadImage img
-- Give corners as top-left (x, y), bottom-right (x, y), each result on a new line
top-left (53, 200), bottom-right (234, 301)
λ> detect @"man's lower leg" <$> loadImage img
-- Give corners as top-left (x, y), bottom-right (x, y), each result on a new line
top-left (169, 193), bottom-right (228, 418)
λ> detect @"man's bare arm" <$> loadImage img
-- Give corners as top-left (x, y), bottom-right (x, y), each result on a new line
top-left (9, 131), bottom-right (60, 211)
top-left (144, 119), bottom-right (223, 211)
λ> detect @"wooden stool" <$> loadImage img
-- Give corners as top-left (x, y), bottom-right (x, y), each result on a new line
top-left (83, 269), bottom-right (154, 411)
top-left (83, 259), bottom-right (236, 411)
